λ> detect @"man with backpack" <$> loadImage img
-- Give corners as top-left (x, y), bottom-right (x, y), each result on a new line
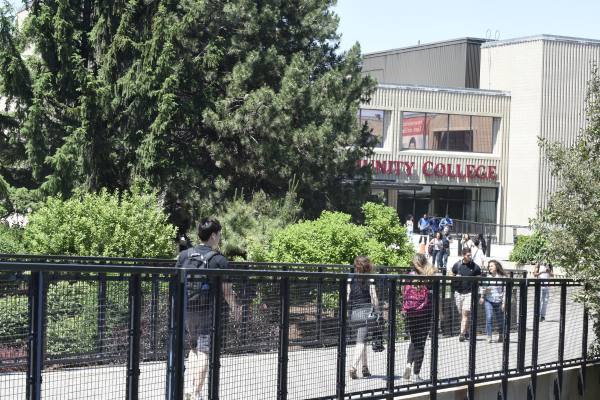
top-left (451, 248), bottom-right (482, 342)
top-left (176, 217), bottom-right (239, 400)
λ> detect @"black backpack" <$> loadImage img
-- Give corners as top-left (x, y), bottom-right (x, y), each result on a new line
top-left (181, 247), bottom-right (218, 307)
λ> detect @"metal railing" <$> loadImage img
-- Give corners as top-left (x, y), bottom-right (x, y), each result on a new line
top-left (0, 257), bottom-right (597, 400)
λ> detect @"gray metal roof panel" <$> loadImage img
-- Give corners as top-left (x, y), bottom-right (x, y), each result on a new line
top-left (364, 37), bottom-right (489, 57)
top-left (482, 34), bottom-right (600, 48)
top-left (377, 83), bottom-right (511, 97)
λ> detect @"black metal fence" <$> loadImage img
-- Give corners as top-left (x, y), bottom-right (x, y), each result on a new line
top-left (0, 257), bottom-right (597, 400)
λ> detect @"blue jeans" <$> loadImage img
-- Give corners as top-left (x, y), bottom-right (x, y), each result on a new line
top-left (540, 286), bottom-right (549, 318)
top-left (484, 300), bottom-right (504, 337)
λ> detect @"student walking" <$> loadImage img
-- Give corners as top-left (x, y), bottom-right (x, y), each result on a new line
top-left (402, 254), bottom-right (437, 382)
top-left (533, 262), bottom-right (554, 321)
top-left (479, 260), bottom-right (506, 343)
top-left (451, 248), bottom-right (482, 342)
top-left (177, 218), bottom-right (240, 400)
top-left (428, 231), bottom-right (444, 269)
top-left (348, 256), bottom-right (380, 379)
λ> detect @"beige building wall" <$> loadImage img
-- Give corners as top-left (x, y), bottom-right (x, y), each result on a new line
top-left (363, 85), bottom-right (511, 230)
top-left (481, 36), bottom-right (600, 225)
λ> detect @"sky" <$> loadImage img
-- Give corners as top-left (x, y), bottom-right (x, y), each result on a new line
top-left (333, 0), bottom-right (600, 54)
top-left (8, 0), bottom-right (600, 55)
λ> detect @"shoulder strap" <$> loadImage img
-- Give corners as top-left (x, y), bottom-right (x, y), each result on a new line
top-left (202, 250), bottom-right (218, 267)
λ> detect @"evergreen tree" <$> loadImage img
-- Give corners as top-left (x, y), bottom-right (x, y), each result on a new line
top-left (0, 0), bottom-right (376, 218)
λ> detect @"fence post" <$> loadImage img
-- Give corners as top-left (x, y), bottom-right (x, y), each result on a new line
top-left (208, 275), bottom-right (223, 400)
top-left (517, 280), bottom-right (528, 373)
top-left (486, 234), bottom-right (492, 257)
top-left (336, 279), bottom-right (348, 400)
top-left (557, 282), bottom-right (567, 391)
top-left (580, 287), bottom-right (589, 395)
top-left (501, 279), bottom-right (513, 400)
top-left (97, 273), bottom-right (107, 355)
top-left (316, 266), bottom-right (323, 346)
top-left (430, 279), bottom-right (440, 400)
top-left (386, 278), bottom-right (397, 396)
top-left (151, 274), bottom-right (160, 361)
top-left (467, 279), bottom-right (479, 400)
top-left (240, 276), bottom-right (249, 347)
top-left (531, 281), bottom-right (541, 399)
top-left (126, 273), bottom-right (142, 400)
top-left (27, 271), bottom-right (45, 400)
top-left (277, 277), bottom-right (290, 400)
top-left (166, 270), bottom-right (186, 400)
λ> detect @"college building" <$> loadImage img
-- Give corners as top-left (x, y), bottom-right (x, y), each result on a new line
top-left (358, 35), bottom-right (600, 241)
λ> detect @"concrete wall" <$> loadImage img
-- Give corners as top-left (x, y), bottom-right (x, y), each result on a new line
top-left (397, 364), bottom-right (600, 400)
top-left (480, 36), bottom-right (600, 225)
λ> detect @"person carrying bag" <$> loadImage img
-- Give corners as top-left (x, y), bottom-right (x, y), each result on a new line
top-left (348, 256), bottom-right (380, 379)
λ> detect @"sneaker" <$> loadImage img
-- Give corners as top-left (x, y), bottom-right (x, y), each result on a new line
top-left (459, 334), bottom-right (466, 342)
top-left (487, 336), bottom-right (493, 343)
top-left (362, 366), bottom-right (371, 378)
top-left (540, 317), bottom-right (545, 322)
top-left (413, 374), bottom-right (425, 383)
top-left (497, 336), bottom-right (504, 343)
top-left (403, 365), bottom-right (411, 380)
top-left (349, 368), bottom-right (358, 380)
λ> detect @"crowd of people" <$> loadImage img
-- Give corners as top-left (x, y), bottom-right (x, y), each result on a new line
top-left (178, 216), bottom-right (555, 398)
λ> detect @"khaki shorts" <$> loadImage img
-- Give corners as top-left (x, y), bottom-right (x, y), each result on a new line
top-left (454, 292), bottom-right (472, 313)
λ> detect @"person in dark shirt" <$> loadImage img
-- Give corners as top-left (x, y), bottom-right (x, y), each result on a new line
top-left (451, 248), bottom-right (482, 342)
top-left (347, 256), bottom-right (379, 379)
top-left (176, 217), bottom-right (239, 400)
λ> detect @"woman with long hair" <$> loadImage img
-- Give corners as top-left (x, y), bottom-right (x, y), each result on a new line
top-left (428, 231), bottom-right (444, 269)
top-left (402, 253), bottom-right (437, 382)
top-left (347, 256), bottom-right (379, 379)
top-left (479, 260), bottom-right (507, 343)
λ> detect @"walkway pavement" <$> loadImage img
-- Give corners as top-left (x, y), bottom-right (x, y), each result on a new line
top-left (1, 291), bottom-right (592, 400)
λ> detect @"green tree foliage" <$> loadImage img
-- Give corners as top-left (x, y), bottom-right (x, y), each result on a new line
top-left (0, 1), bottom-right (376, 220)
top-left (536, 67), bottom-right (600, 353)
top-left (0, 223), bottom-right (23, 253)
top-left (23, 190), bottom-right (176, 257)
top-left (265, 202), bottom-right (412, 266)
top-left (217, 189), bottom-right (301, 260)
top-left (508, 232), bottom-right (546, 264)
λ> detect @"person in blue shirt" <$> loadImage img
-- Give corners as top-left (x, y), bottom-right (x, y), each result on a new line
top-left (440, 215), bottom-right (453, 235)
top-left (418, 213), bottom-right (430, 235)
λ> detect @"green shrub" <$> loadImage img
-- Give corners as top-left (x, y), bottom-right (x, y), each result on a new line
top-left (265, 203), bottom-right (413, 266)
top-left (218, 189), bottom-right (301, 261)
top-left (509, 232), bottom-right (546, 264)
top-left (0, 295), bottom-right (28, 343)
top-left (0, 224), bottom-right (24, 254)
top-left (46, 281), bottom-right (98, 356)
top-left (46, 314), bottom-right (97, 356)
top-left (23, 190), bottom-right (176, 257)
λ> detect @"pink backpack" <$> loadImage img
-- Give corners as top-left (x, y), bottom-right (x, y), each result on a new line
top-left (402, 284), bottom-right (430, 315)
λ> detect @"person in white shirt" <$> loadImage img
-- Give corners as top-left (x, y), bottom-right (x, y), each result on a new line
top-left (533, 263), bottom-right (554, 321)
top-left (471, 239), bottom-right (485, 269)
top-left (405, 214), bottom-right (414, 237)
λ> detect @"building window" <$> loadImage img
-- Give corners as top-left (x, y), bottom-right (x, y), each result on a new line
top-left (395, 185), bottom-right (497, 224)
top-left (402, 112), bottom-right (498, 153)
top-left (359, 109), bottom-right (386, 148)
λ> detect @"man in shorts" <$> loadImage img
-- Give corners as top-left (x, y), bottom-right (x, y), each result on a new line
top-left (176, 217), bottom-right (240, 400)
top-left (451, 248), bottom-right (482, 342)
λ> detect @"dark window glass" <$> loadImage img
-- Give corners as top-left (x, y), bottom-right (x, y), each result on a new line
top-left (359, 109), bottom-right (385, 148)
top-left (471, 116), bottom-right (494, 153)
top-left (401, 111), bottom-right (497, 154)
top-left (426, 113), bottom-right (448, 151)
